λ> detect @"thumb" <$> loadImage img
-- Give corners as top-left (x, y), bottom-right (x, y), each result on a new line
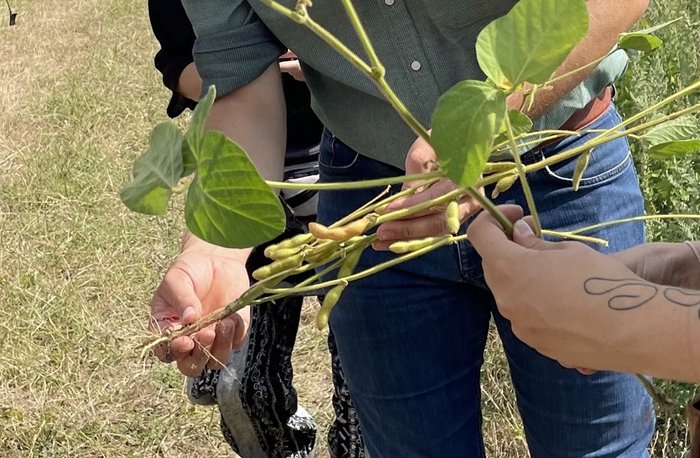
top-left (159, 265), bottom-right (204, 325)
top-left (511, 218), bottom-right (559, 251)
top-left (467, 205), bottom-right (524, 259)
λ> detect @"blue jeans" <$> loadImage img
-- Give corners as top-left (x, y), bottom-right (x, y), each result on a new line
top-left (316, 105), bottom-right (654, 457)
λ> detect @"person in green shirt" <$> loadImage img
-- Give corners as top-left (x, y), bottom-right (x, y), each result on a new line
top-left (150, 1), bottom-right (656, 456)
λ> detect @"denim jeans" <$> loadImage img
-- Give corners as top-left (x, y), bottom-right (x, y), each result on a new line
top-left (316, 105), bottom-right (654, 457)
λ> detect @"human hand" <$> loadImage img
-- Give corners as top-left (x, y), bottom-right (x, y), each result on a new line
top-left (467, 206), bottom-right (653, 375)
top-left (373, 135), bottom-right (482, 250)
top-left (150, 236), bottom-right (250, 377)
top-left (279, 51), bottom-right (305, 81)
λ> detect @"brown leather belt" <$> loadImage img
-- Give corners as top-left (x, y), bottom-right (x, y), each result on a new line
top-left (532, 86), bottom-right (613, 153)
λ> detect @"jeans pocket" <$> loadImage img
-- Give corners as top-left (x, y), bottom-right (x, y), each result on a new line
top-left (319, 130), bottom-right (360, 178)
top-left (539, 106), bottom-right (633, 189)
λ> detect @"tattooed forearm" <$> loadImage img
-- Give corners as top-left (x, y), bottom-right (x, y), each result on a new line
top-left (584, 277), bottom-right (700, 315)
top-left (583, 278), bottom-right (658, 310)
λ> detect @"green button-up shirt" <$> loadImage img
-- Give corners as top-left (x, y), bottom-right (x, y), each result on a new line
top-left (182, 0), bottom-right (628, 169)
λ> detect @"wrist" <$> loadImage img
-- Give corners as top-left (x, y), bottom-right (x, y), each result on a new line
top-left (180, 231), bottom-right (251, 264)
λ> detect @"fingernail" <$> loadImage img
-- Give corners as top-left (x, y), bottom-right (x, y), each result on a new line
top-left (378, 231), bottom-right (395, 241)
top-left (182, 306), bottom-right (195, 322)
top-left (514, 219), bottom-right (534, 237)
top-left (219, 322), bottom-right (231, 336)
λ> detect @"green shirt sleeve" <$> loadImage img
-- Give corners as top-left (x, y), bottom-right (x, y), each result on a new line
top-left (182, 0), bottom-right (286, 98)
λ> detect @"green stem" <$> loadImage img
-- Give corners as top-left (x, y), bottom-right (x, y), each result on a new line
top-left (567, 214), bottom-right (700, 235)
top-left (479, 101), bottom-right (700, 191)
top-left (541, 230), bottom-right (608, 246)
top-left (545, 54), bottom-right (609, 88)
top-left (340, 0), bottom-right (383, 71)
top-left (266, 171), bottom-right (443, 191)
top-left (465, 188), bottom-right (514, 236)
top-left (505, 109), bottom-right (542, 236)
top-left (263, 0), bottom-right (372, 75)
top-left (615, 79), bottom-right (700, 133)
top-left (264, 234), bottom-right (469, 296)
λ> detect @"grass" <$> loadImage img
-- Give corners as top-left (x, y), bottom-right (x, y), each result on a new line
top-left (0, 0), bottom-right (697, 456)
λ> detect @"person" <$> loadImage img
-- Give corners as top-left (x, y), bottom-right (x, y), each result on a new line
top-left (147, 1), bottom-right (366, 456)
top-left (467, 204), bottom-right (700, 383)
top-left (150, 0), bottom-right (656, 456)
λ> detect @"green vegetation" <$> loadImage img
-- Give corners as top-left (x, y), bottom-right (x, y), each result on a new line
top-left (0, 0), bottom-right (697, 456)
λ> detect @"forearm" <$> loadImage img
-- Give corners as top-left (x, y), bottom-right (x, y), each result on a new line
top-left (180, 63), bottom-right (286, 258)
top-left (612, 241), bottom-right (700, 290)
top-left (509, 0), bottom-right (649, 117)
top-left (588, 277), bottom-right (700, 383)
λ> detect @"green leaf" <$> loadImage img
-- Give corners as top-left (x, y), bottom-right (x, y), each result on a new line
top-left (185, 130), bottom-right (285, 248)
top-left (641, 117), bottom-right (700, 159)
top-left (183, 85), bottom-right (217, 176)
top-left (120, 122), bottom-right (184, 215)
top-left (494, 110), bottom-right (533, 145)
top-left (476, 0), bottom-right (588, 87)
top-left (642, 117), bottom-right (697, 145)
top-left (617, 33), bottom-right (663, 52)
top-left (617, 19), bottom-right (681, 53)
top-left (432, 80), bottom-right (506, 187)
top-left (648, 140), bottom-right (700, 159)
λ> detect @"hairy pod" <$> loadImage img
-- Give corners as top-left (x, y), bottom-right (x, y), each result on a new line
top-left (484, 162), bottom-right (517, 174)
top-left (278, 233), bottom-right (315, 249)
top-left (338, 246), bottom-right (364, 278)
top-left (572, 150), bottom-right (592, 192)
top-left (491, 174), bottom-right (519, 199)
top-left (309, 216), bottom-right (372, 241)
top-left (305, 241), bottom-right (340, 264)
top-left (265, 245), bottom-right (304, 261)
top-left (315, 283), bottom-right (347, 330)
top-left (389, 236), bottom-right (446, 254)
top-left (445, 201), bottom-right (460, 234)
top-left (251, 253), bottom-right (304, 281)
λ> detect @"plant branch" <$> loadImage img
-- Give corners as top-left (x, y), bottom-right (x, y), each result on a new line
top-left (266, 171), bottom-right (443, 191)
top-left (566, 214), bottom-right (700, 235)
top-left (504, 108), bottom-right (542, 235)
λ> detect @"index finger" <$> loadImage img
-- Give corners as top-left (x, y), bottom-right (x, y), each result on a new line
top-left (467, 205), bottom-right (524, 260)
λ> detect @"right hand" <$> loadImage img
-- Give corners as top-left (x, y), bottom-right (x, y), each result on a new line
top-left (150, 236), bottom-right (251, 377)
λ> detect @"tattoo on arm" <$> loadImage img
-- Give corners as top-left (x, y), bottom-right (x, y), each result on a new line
top-left (584, 277), bottom-right (700, 315)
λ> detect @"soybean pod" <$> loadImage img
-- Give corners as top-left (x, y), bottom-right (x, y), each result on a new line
top-left (491, 174), bottom-right (519, 199)
top-left (309, 216), bottom-right (373, 242)
top-left (389, 236), bottom-right (448, 254)
top-left (315, 283), bottom-right (347, 330)
top-left (572, 150), bottom-right (592, 192)
top-left (251, 252), bottom-right (304, 281)
top-left (445, 201), bottom-right (460, 234)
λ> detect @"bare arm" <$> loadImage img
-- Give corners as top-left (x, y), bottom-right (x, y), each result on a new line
top-left (468, 207), bottom-right (700, 384)
top-left (509, 0), bottom-right (650, 115)
top-left (176, 62), bottom-right (203, 102)
top-left (612, 241), bottom-right (700, 290)
top-left (151, 64), bottom-right (287, 375)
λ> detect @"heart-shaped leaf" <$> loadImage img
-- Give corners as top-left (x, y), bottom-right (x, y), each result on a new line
top-left (432, 80), bottom-right (506, 187)
top-left (185, 130), bottom-right (285, 248)
top-left (183, 85), bottom-right (217, 176)
top-left (476, 0), bottom-right (588, 87)
top-left (120, 122), bottom-right (184, 215)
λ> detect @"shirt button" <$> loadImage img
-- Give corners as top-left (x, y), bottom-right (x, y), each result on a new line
top-left (384, 0), bottom-right (394, 5)
top-left (410, 60), bottom-right (421, 71)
